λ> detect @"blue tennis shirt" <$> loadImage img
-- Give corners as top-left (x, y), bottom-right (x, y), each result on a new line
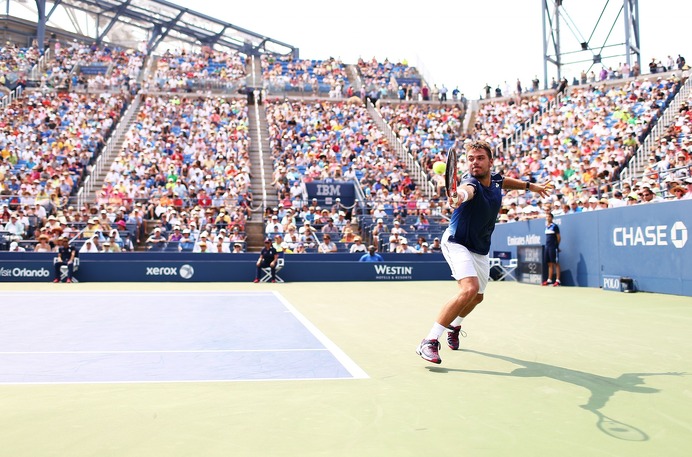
top-left (447, 172), bottom-right (504, 255)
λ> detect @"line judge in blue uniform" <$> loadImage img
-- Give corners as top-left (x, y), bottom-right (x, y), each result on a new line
top-left (416, 140), bottom-right (554, 364)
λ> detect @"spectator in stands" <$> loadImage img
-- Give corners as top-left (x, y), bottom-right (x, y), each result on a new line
top-left (178, 229), bottom-right (195, 252)
top-left (396, 238), bottom-right (417, 253)
top-left (321, 218), bottom-right (340, 236)
top-left (146, 227), bottom-right (167, 251)
top-left (384, 232), bottom-right (399, 252)
top-left (627, 192), bottom-right (641, 205)
top-left (349, 236), bottom-right (367, 254)
top-left (232, 243), bottom-right (244, 253)
top-left (371, 218), bottom-right (388, 251)
top-left (215, 236), bottom-right (231, 253)
top-left (640, 184), bottom-right (663, 203)
top-left (359, 245), bottom-right (383, 262)
top-left (300, 226), bottom-right (318, 249)
top-left (283, 224), bottom-right (300, 250)
top-left (390, 220), bottom-right (408, 236)
top-left (194, 232), bottom-right (216, 253)
top-left (168, 226), bottom-right (183, 244)
top-left (265, 215), bottom-right (284, 236)
top-left (79, 239), bottom-right (99, 254)
top-left (4, 213), bottom-right (25, 241)
top-left (340, 227), bottom-right (357, 243)
top-left (34, 234), bottom-right (52, 252)
top-left (609, 190), bottom-right (627, 208)
top-left (318, 234), bottom-right (338, 253)
top-left (53, 236), bottom-right (77, 283)
top-left (430, 237), bottom-right (442, 253)
top-left (9, 241), bottom-right (25, 252)
top-left (102, 240), bottom-right (121, 253)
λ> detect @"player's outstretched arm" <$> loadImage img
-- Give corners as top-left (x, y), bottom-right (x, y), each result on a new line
top-left (502, 178), bottom-right (554, 199)
top-left (448, 183), bottom-right (476, 208)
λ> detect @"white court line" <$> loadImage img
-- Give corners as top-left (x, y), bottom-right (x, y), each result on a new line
top-left (0, 349), bottom-right (328, 355)
top-left (272, 291), bottom-right (369, 379)
top-left (1, 291), bottom-right (274, 297)
top-left (0, 377), bottom-right (363, 386)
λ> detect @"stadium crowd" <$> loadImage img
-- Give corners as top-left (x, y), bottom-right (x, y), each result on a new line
top-left (261, 55), bottom-right (349, 97)
top-left (145, 47), bottom-right (246, 92)
top-left (1, 50), bottom-right (691, 255)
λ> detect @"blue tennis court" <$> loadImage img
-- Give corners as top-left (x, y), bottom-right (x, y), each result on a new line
top-left (0, 291), bottom-right (367, 384)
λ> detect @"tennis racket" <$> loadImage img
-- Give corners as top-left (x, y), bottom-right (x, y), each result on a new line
top-left (445, 140), bottom-right (459, 198)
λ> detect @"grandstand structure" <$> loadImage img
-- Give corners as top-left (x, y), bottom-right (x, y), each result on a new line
top-left (0, 0), bottom-right (691, 257)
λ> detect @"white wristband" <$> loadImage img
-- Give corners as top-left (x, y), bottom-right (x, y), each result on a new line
top-left (451, 189), bottom-right (469, 207)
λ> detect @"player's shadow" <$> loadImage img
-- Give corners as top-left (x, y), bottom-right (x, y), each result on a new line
top-left (427, 349), bottom-right (686, 441)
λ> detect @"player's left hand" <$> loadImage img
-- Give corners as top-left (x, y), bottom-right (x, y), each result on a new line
top-left (532, 180), bottom-right (555, 198)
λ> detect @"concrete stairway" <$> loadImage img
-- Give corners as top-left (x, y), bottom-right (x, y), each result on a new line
top-left (245, 57), bottom-right (278, 251)
top-left (83, 111), bottom-right (139, 203)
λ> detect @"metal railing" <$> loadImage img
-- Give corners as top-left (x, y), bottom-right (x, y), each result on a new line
top-left (366, 99), bottom-right (435, 198)
top-left (76, 93), bottom-right (142, 209)
top-left (29, 48), bottom-right (51, 81)
top-left (619, 76), bottom-right (692, 184)
top-left (0, 85), bottom-right (22, 109)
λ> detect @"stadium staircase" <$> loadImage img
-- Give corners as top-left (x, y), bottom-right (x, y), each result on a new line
top-left (365, 99), bottom-right (435, 198)
top-left (76, 94), bottom-right (142, 209)
top-left (246, 87), bottom-right (277, 252)
top-left (619, 75), bottom-right (692, 183)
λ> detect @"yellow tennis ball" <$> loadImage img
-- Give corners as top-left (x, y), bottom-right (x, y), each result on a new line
top-left (432, 161), bottom-right (446, 175)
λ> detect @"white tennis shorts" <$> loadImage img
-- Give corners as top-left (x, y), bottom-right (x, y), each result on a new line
top-left (441, 232), bottom-right (490, 294)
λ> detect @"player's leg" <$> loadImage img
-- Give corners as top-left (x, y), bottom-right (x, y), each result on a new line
top-left (436, 276), bottom-right (480, 326)
top-left (554, 260), bottom-right (561, 286)
top-left (448, 253), bottom-right (489, 349)
top-left (417, 240), bottom-right (478, 363)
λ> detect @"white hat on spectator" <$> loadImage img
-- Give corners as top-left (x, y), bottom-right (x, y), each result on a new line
top-left (377, 218), bottom-right (383, 223)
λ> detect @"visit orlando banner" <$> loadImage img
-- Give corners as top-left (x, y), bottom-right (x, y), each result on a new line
top-left (0, 252), bottom-right (450, 282)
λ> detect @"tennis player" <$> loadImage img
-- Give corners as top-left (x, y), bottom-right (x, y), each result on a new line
top-left (417, 140), bottom-right (554, 364)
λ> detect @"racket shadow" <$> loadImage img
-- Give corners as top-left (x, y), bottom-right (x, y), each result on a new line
top-left (427, 349), bottom-right (687, 441)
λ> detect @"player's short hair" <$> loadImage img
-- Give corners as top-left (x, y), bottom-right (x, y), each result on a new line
top-left (465, 140), bottom-right (493, 160)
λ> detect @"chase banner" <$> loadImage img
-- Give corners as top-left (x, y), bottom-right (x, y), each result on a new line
top-left (492, 199), bottom-right (691, 296)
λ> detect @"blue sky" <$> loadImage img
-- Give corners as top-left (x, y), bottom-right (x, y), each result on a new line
top-left (173, 0), bottom-right (689, 98)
